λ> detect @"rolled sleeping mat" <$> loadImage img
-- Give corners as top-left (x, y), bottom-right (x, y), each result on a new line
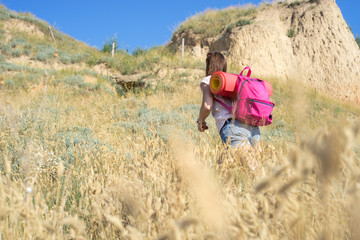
top-left (210, 71), bottom-right (238, 98)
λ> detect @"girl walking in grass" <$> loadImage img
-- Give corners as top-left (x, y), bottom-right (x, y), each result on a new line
top-left (197, 52), bottom-right (261, 148)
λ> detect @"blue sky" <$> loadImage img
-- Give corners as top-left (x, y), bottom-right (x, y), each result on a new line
top-left (1, 0), bottom-right (359, 52)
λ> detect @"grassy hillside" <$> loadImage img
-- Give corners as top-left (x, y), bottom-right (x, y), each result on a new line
top-left (1, 3), bottom-right (360, 240)
top-left (170, 1), bottom-right (315, 42)
top-left (173, 5), bottom-right (257, 38)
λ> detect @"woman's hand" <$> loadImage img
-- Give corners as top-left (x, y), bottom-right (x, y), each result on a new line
top-left (197, 120), bottom-right (208, 132)
top-left (197, 83), bottom-right (212, 132)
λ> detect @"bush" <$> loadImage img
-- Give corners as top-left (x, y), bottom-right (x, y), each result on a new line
top-left (4, 79), bottom-right (15, 88)
top-left (58, 52), bottom-right (84, 64)
top-left (58, 51), bottom-right (88, 64)
top-left (9, 38), bottom-right (31, 48)
top-left (11, 49), bottom-right (21, 57)
top-left (0, 5), bottom-right (11, 20)
top-left (1, 44), bottom-right (11, 56)
top-left (0, 61), bottom-right (23, 71)
top-left (0, 54), bottom-right (6, 62)
top-left (226, 19), bottom-right (252, 33)
top-left (34, 45), bottom-right (56, 62)
top-left (2, 72), bottom-right (38, 90)
top-left (0, 29), bottom-right (5, 40)
top-left (22, 48), bottom-right (32, 56)
top-left (356, 35), bottom-right (360, 49)
top-left (132, 47), bottom-right (148, 57)
top-left (79, 69), bottom-right (98, 77)
top-left (54, 74), bottom-right (101, 91)
top-left (56, 126), bottom-right (113, 165)
top-left (59, 53), bottom-right (72, 64)
top-left (101, 36), bottom-right (119, 53)
top-left (55, 75), bottom-right (86, 87)
top-left (287, 28), bottom-right (296, 38)
top-left (288, 1), bottom-right (301, 7)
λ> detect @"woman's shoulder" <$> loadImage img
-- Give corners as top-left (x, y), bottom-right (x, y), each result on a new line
top-left (200, 75), bottom-right (211, 85)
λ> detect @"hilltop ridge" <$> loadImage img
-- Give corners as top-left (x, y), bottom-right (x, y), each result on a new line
top-left (170, 0), bottom-right (360, 103)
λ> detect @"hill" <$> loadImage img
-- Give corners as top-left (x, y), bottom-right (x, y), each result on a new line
top-left (170, 0), bottom-right (360, 103)
top-left (1, 2), bottom-right (360, 240)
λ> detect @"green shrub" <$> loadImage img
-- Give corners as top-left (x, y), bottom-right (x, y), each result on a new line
top-left (34, 45), bottom-right (56, 62)
top-left (2, 73), bottom-right (38, 90)
top-left (78, 69), bottom-right (98, 77)
top-left (226, 18), bottom-right (252, 33)
top-left (0, 29), bottom-right (5, 40)
top-left (101, 36), bottom-right (119, 53)
top-left (72, 53), bottom-right (88, 63)
top-left (7, 38), bottom-right (32, 58)
top-left (1, 44), bottom-right (11, 56)
top-left (11, 49), bottom-right (21, 57)
top-left (0, 61), bottom-right (23, 71)
top-left (9, 38), bottom-right (30, 48)
top-left (55, 75), bottom-right (86, 87)
top-left (58, 52), bottom-right (72, 64)
top-left (57, 51), bottom-right (88, 64)
top-left (54, 75), bottom-right (100, 91)
top-left (132, 47), bottom-right (148, 57)
top-left (0, 54), bottom-right (6, 62)
top-left (4, 79), bottom-right (15, 88)
top-left (56, 126), bottom-right (113, 165)
top-left (288, 1), bottom-right (301, 7)
top-left (86, 56), bottom-right (98, 67)
top-left (0, 5), bottom-right (11, 20)
top-left (356, 35), bottom-right (360, 49)
top-left (287, 28), bottom-right (296, 38)
top-left (22, 48), bottom-right (32, 56)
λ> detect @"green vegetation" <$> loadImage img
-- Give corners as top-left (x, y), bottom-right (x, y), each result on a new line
top-left (132, 47), bottom-right (148, 57)
top-left (173, 6), bottom-right (256, 39)
top-left (288, 1), bottom-right (302, 7)
top-left (101, 35), bottom-right (119, 53)
top-left (225, 18), bottom-right (253, 33)
top-left (287, 28), bottom-right (296, 38)
top-left (0, 4), bottom-right (205, 76)
top-left (34, 44), bottom-right (56, 62)
top-left (356, 35), bottom-right (360, 49)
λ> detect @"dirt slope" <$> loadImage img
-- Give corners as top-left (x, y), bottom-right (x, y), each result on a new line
top-left (171, 0), bottom-right (360, 102)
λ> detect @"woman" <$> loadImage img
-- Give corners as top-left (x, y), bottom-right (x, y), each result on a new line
top-left (197, 52), bottom-right (261, 148)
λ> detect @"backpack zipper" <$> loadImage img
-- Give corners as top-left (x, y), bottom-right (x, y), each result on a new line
top-left (249, 99), bottom-right (274, 107)
top-left (237, 79), bottom-right (248, 101)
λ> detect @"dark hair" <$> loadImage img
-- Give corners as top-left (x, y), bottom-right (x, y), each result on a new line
top-left (205, 52), bottom-right (227, 76)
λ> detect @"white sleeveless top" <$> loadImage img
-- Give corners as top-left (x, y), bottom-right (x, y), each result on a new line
top-left (201, 76), bottom-right (233, 132)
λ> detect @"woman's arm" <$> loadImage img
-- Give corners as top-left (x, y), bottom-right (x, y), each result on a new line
top-left (197, 82), bottom-right (213, 132)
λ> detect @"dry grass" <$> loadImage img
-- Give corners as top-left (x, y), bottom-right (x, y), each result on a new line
top-left (172, 4), bottom-right (257, 39)
top-left (1, 59), bottom-right (360, 240)
top-left (1, 2), bottom-right (359, 239)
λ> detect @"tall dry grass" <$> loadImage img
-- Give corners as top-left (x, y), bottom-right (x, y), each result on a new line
top-left (1, 62), bottom-right (360, 240)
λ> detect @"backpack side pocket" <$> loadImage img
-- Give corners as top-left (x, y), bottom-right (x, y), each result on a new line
top-left (245, 98), bottom-right (274, 126)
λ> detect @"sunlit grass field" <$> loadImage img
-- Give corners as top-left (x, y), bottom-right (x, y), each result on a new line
top-left (2, 2), bottom-right (360, 240)
top-left (1, 55), bottom-right (360, 239)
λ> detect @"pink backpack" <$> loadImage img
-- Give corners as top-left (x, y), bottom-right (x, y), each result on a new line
top-left (214, 67), bottom-right (274, 126)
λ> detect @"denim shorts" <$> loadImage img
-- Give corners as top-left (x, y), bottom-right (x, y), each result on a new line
top-left (219, 118), bottom-right (260, 148)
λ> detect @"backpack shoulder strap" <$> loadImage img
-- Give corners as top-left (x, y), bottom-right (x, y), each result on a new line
top-left (214, 97), bottom-right (232, 112)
